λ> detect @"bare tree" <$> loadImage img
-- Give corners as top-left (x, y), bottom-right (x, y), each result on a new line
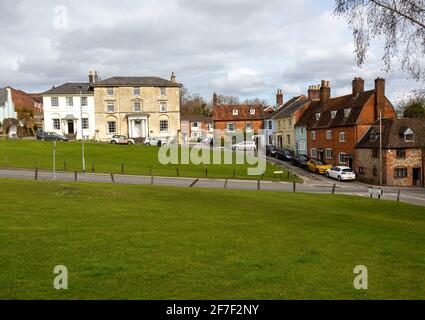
top-left (216, 95), bottom-right (240, 105)
top-left (243, 98), bottom-right (269, 107)
top-left (334, 0), bottom-right (425, 83)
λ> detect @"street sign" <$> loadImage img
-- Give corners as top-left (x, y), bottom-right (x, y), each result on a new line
top-left (369, 188), bottom-right (383, 199)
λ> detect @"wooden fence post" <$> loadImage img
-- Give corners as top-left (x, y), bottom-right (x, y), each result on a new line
top-left (332, 184), bottom-right (336, 195)
top-left (257, 180), bottom-right (261, 191)
top-left (92, 161), bottom-right (95, 173)
top-left (74, 171), bottom-right (78, 182)
top-left (397, 190), bottom-right (401, 202)
top-left (110, 173), bottom-right (115, 183)
top-left (293, 181), bottom-right (296, 192)
top-left (121, 164), bottom-right (125, 174)
top-left (35, 167), bottom-right (38, 181)
top-left (176, 167), bottom-right (180, 177)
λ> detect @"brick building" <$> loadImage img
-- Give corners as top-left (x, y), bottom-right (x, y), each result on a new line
top-left (297, 78), bottom-right (396, 169)
top-left (212, 92), bottom-right (269, 136)
top-left (356, 118), bottom-right (425, 187)
top-left (181, 114), bottom-right (213, 142)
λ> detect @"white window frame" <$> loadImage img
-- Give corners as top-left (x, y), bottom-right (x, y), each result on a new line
top-left (107, 88), bottom-right (114, 96)
top-left (344, 108), bottom-right (352, 117)
top-left (339, 152), bottom-right (347, 164)
top-left (268, 120), bottom-right (273, 130)
top-left (81, 96), bottom-right (88, 107)
top-left (82, 118), bottom-right (89, 130)
top-left (339, 132), bottom-right (346, 142)
top-left (53, 118), bottom-right (61, 130)
top-left (315, 113), bottom-right (321, 121)
top-left (311, 148), bottom-right (318, 159)
top-left (326, 130), bottom-right (332, 140)
top-left (227, 123), bottom-right (235, 132)
top-left (107, 102), bottom-right (115, 113)
top-left (107, 121), bottom-right (117, 134)
top-left (331, 110), bottom-right (337, 119)
top-left (66, 97), bottom-right (74, 107)
top-left (250, 109), bottom-right (256, 115)
top-left (134, 101), bottom-right (141, 112)
top-left (233, 109), bottom-right (239, 116)
top-left (160, 87), bottom-right (167, 96)
top-left (246, 122), bottom-right (253, 132)
top-left (134, 87), bottom-right (140, 96)
top-left (311, 131), bottom-right (317, 140)
top-left (51, 97), bottom-right (59, 107)
top-left (325, 148), bottom-right (333, 159)
top-left (159, 120), bottom-right (169, 133)
top-left (298, 140), bottom-right (306, 152)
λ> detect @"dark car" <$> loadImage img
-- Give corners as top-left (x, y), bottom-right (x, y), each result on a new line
top-left (266, 145), bottom-right (277, 157)
top-left (292, 155), bottom-right (310, 169)
top-left (36, 132), bottom-right (69, 142)
top-left (276, 149), bottom-right (293, 161)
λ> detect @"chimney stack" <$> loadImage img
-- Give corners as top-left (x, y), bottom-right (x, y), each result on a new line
top-left (308, 85), bottom-right (321, 101)
top-left (89, 70), bottom-right (94, 83)
top-left (213, 92), bottom-right (218, 107)
top-left (320, 80), bottom-right (331, 103)
top-left (276, 89), bottom-right (284, 107)
top-left (352, 77), bottom-right (365, 97)
top-left (94, 71), bottom-right (100, 83)
top-left (171, 72), bottom-right (176, 83)
top-left (375, 78), bottom-right (386, 120)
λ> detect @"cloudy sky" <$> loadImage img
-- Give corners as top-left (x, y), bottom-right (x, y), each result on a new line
top-left (0, 0), bottom-right (421, 105)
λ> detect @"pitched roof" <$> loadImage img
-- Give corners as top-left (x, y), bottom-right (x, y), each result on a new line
top-left (296, 90), bottom-right (375, 129)
top-left (267, 96), bottom-right (302, 119)
top-left (92, 77), bottom-right (182, 88)
top-left (213, 104), bottom-right (266, 121)
top-left (272, 96), bottom-right (309, 119)
top-left (42, 83), bottom-right (93, 95)
top-left (181, 115), bottom-right (213, 123)
top-left (295, 101), bottom-right (321, 127)
top-left (356, 118), bottom-right (425, 149)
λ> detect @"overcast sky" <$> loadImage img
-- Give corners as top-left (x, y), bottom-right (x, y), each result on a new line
top-left (0, 0), bottom-right (421, 105)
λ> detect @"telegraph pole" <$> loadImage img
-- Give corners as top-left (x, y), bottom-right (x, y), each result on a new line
top-left (379, 108), bottom-right (383, 186)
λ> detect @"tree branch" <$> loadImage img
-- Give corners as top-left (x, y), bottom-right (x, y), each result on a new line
top-left (370, 0), bottom-right (425, 29)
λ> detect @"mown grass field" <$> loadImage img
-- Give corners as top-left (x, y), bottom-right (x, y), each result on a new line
top-left (0, 179), bottom-right (424, 300)
top-left (0, 140), bottom-right (299, 182)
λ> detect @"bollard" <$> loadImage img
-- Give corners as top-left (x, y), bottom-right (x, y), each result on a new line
top-left (332, 184), bottom-right (336, 195)
top-left (151, 175), bottom-right (154, 186)
top-left (110, 173), bottom-right (115, 183)
top-left (397, 190), bottom-right (401, 202)
top-left (205, 168), bottom-right (208, 177)
top-left (224, 180), bottom-right (228, 189)
top-left (74, 171), bottom-right (78, 182)
top-left (293, 181), bottom-right (296, 192)
top-left (176, 167), bottom-right (180, 177)
top-left (92, 161), bottom-right (95, 173)
top-left (287, 171), bottom-right (290, 178)
top-left (35, 167), bottom-right (38, 181)
top-left (257, 180), bottom-right (261, 191)
top-left (121, 164), bottom-right (125, 174)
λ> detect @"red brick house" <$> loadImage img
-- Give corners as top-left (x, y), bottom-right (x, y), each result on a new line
top-left (212, 92), bottom-right (270, 135)
top-left (356, 118), bottom-right (425, 187)
top-left (181, 114), bottom-right (213, 142)
top-left (300, 78), bottom-right (397, 169)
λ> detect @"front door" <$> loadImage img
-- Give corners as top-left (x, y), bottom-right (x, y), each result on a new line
top-left (133, 120), bottom-right (141, 138)
top-left (413, 168), bottom-right (421, 186)
top-left (67, 120), bottom-right (74, 134)
top-left (347, 156), bottom-right (354, 170)
top-left (318, 151), bottom-right (324, 161)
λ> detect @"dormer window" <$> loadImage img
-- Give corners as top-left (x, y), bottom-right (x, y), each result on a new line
top-left (331, 111), bottom-right (337, 119)
top-left (233, 109), bottom-right (239, 116)
top-left (370, 128), bottom-right (379, 142)
top-left (344, 108), bottom-right (352, 117)
top-left (250, 109), bottom-right (256, 115)
top-left (315, 113), bottom-right (321, 121)
top-left (404, 128), bottom-right (415, 142)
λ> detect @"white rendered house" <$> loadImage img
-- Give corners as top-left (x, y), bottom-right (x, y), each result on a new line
top-left (42, 82), bottom-right (96, 140)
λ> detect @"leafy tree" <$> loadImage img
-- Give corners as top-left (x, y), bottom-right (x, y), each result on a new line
top-left (398, 98), bottom-right (425, 118)
top-left (334, 0), bottom-right (425, 84)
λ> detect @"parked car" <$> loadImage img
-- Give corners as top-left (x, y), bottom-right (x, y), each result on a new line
top-left (292, 155), bottom-right (310, 169)
top-left (307, 159), bottom-right (332, 174)
top-left (144, 137), bottom-right (167, 146)
top-left (326, 166), bottom-right (356, 181)
top-left (36, 132), bottom-right (69, 142)
top-left (266, 145), bottom-right (277, 157)
top-left (232, 141), bottom-right (257, 151)
top-left (276, 149), bottom-right (293, 161)
top-left (110, 135), bottom-right (135, 145)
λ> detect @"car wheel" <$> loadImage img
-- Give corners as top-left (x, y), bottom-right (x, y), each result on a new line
top-left (326, 172), bottom-right (330, 178)
top-left (111, 140), bottom-right (116, 144)
top-left (338, 176), bottom-right (342, 182)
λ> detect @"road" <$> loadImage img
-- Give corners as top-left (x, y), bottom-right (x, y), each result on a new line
top-left (0, 167), bottom-right (424, 207)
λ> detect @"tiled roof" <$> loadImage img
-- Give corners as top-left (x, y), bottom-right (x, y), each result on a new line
top-left (272, 96), bottom-right (309, 119)
top-left (295, 90), bottom-right (375, 128)
top-left (92, 77), bottom-right (182, 88)
top-left (43, 83), bottom-right (93, 95)
top-left (356, 118), bottom-right (425, 149)
top-left (213, 104), bottom-right (266, 121)
top-left (181, 115), bottom-right (213, 123)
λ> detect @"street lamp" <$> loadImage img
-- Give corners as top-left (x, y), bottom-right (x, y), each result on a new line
top-left (79, 85), bottom-right (86, 173)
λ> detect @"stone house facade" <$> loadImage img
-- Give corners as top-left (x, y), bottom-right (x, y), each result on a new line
top-left (92, 73), bottom-right (181, 142)
top-left (356, 118), bottom-right (425, 187)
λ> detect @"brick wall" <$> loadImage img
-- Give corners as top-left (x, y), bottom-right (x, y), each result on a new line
top-left (385, 149), bottom-right (422, 187)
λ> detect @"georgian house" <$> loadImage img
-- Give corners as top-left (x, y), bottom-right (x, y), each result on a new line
top-left (356, 118), bottom-right (425, 187)
top-left (92, 73), bottom-right (181, 142)
top-left (42, 73), bottom-right (96, 140)
top-left (212, 92), bottom-right (270, 137)
top-left (272, 95), bottom-right (309, 152)
top-left (301, 78), bottom-right (397, 169)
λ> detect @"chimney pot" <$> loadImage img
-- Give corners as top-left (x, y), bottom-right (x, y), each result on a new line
top-left (320, 80), bottom-right (331, 103)
top-left (374, 77), bottom-right (386, 120)
top-left (276, 88), bottom-right (284, 107)
top-left (171, 72), bottom-right (176, 83)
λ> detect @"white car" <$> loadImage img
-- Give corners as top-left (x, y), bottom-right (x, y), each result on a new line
top-left (326, 166), bottom-right (356, 181)
top-left (232, 141), bottom-right (257, 151)
top-left (110, 135), bottom-right (135, 145)
top-left (144, 137), bottom-right (168, 146)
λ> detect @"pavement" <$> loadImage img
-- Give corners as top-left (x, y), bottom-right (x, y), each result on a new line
top-left (0, 167), bottom-right (424, 207)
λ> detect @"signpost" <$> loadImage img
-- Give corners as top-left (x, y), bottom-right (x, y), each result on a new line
top-left (369, 187), bottom-right (383, 199)
top-left (53, 140), bottom-right (57, 181)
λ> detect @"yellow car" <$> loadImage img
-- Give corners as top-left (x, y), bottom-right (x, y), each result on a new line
top-left (307, 159), bottom-right (332, 174)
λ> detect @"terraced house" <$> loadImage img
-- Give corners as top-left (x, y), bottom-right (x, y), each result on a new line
top-left (298, 78), bottom-right (397, 169)
top-left (92, 73), bottom-right (182, 142)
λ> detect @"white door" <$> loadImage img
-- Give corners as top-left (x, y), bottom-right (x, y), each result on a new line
top-left (133, 120), bottom-right (141, 138)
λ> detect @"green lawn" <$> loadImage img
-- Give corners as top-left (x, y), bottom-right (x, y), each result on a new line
top-left (0, 140), bottom-right (299, 182)
top-left (0, 179), bottom-right (424, 300)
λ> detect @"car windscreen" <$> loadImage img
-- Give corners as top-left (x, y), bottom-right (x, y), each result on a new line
top-left (316, 161), bottom-right (324, 165)
top-left (342, 169), bottom-right (353, 173)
